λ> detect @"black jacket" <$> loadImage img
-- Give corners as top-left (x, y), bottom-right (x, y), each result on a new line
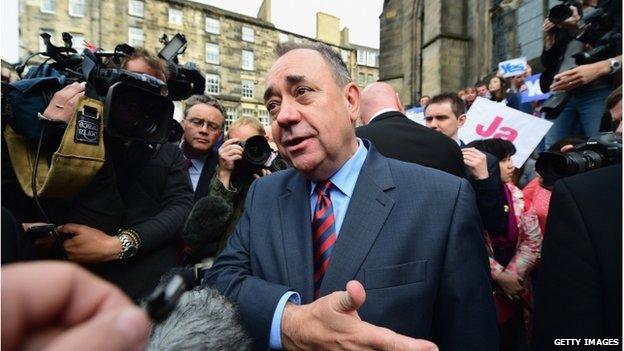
top-left (533, 165), bottom-right (622, 349)
top-left (355, 111), bottom-right (465, 177)
top-left (94, 142), bottom-right (194, 300)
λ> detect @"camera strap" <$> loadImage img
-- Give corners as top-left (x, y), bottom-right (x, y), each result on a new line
top-left (4, 97), bottom-right (106, 198)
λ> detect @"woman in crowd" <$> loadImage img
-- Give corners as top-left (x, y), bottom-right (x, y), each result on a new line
top-left (467, 138), bottom-right (542, 350)
top-left (489, 75), bottom-right (522, 110)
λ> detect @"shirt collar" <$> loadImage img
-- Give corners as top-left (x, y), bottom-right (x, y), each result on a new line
top-left (369, 108), bottom-right (399, 123)
top-left (310, 138), bottom-right (368, 198)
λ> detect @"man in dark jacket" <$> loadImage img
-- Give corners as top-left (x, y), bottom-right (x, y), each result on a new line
top-left (355, 82), bottom-right (465, 178)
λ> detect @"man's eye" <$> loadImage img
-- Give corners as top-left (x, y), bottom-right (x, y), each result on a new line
top-left (295, 87), bottom-right (311, 96)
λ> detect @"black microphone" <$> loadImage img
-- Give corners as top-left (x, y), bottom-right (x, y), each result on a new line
top-left (145, 268), bottom-right (197, 323)
top-left (147, 282), bottom-right (252, 350)
top-left (182, 195), bottom-right (232, 259)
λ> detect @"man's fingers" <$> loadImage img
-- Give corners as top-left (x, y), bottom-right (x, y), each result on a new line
top-left (368, 326), bottom-right (439, 351)
top-left (44, 307), bottom-right (149, 351)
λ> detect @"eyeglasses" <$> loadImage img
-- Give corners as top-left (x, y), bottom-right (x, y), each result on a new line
top-left (187, 118), bottom-right (222, 132)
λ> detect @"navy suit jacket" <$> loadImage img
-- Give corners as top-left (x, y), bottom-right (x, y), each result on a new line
top-left (204, 142), bottom-right (498, 350)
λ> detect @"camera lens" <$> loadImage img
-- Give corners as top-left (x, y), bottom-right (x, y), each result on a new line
top-left (548, 4), bottom-right (572, 24)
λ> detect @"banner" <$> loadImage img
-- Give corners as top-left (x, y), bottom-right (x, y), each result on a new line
top-left (405, 106), bottom-right (426, 126)
top-left (520, 73), bottom-right (551, 103)
top-left (498, 57), bottom-right (527, 78)
top-left (458, 97), bottom-right (553, 167)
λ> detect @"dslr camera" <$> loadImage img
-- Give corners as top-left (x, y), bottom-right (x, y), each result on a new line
top-left (535, 132), bottom-right (622, 187)
top-left (234, 135), bottom-right (289, 179)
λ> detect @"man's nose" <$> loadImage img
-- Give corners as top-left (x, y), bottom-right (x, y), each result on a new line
top-left (275, 99), bottom-right (301, 127)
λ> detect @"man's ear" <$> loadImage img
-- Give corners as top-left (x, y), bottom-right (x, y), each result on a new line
top-left (395, 93), bottom-right (405, 113)
top-left (344, 83), bottom-right (361, 123)
top-left (458, 114), bottom-right (467, 127)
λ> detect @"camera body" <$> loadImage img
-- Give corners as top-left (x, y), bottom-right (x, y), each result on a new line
top-left (536, 132), bottom-right (622, 187)
top-left (234, 135), bottom-right (289, 179)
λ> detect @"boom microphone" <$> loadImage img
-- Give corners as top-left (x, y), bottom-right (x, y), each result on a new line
top-left (147, 285), bottom-right (252, 351)
top-left (182, 195), bottom-right (232, 259)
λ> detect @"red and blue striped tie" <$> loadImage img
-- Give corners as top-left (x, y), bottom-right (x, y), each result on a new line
top-left (312, 180), bottom-right (337, 300)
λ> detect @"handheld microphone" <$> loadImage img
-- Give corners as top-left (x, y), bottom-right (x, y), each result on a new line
top-left (181, 195), bottom-right (232, 258)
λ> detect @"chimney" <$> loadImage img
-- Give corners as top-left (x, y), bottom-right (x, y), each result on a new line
top-left (315, 12), bottom-right (340, 46)
top-left (257, 0), bottom-right (271, 22)
top-left (340, 27), bottom-right (350, 47)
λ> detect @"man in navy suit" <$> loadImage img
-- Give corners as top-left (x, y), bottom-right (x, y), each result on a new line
top-left (204, 42), bottom-right (498, 350)
top-left (181, 94), bottom-right (225, 201)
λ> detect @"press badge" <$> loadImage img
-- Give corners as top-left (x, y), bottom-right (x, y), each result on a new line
top-left (74, 105), bottom-right (100, 145)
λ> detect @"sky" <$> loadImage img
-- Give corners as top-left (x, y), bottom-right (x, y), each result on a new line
top-left (1, 0), bottom-right (383, 64)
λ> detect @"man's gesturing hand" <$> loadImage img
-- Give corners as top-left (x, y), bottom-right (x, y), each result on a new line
top-left (280, 280), bottom-right (439, 351)
top-left (1, 261), bottom-right (149, 351)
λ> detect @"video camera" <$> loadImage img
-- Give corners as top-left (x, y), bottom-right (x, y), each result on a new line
top-left (5, 32), bottom-right (204, 144)
top-left (535, 132), bottom-right (622, 187)
top-left (234, 135), bottom-right (289, 179)
top-left (547, 0), bottom-right (621, 65)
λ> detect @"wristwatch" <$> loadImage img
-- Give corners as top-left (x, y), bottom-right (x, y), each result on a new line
top-left (117, 229), bottom-right (140, 260)
top-left (609, 58), bottom-right (621, 75)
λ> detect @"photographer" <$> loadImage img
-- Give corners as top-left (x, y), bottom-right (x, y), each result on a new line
top-left (209, 116), bottom-right (274, 255)
top-left (541, 0), bottom-right (621, 149)
top-left (3, 46), bottom-right (193, 301)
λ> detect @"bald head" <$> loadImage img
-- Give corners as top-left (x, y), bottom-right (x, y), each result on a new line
top-left (359, 82), bottom-right (404, 125)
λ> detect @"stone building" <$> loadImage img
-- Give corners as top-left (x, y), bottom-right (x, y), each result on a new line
top-left (379, 0), bottom-right (553, 106)
top-left (18, 0), bottom-right (378, 128)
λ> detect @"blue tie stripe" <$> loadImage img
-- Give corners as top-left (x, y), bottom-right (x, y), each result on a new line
top-left (312, 180), bottom-right (337, 299)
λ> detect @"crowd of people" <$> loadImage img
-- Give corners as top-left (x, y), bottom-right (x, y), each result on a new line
top-left (1, 1), bottom-right (622, 350)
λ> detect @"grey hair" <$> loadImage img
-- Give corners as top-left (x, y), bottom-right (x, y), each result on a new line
top-left (183, 94), bottom-right (226, 124)
top-left (276, 41), bottom-right (352, 87)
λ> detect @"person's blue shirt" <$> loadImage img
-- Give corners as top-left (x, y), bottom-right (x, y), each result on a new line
top-left (268, 138), bottom-right (368, 349)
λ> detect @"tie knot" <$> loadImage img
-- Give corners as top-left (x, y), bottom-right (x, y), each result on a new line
top-left (316, 180), bottom-right (332, 197)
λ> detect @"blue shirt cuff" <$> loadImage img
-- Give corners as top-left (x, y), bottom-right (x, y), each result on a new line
top-left (269, 291), bottom-right (301, 349)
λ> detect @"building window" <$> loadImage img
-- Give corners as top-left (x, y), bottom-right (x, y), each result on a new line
top-left (241, 50), bottom-right (254, 71)
top-left (242, 26), bottom-right (254, 42)
top-left (358, 73), bottom-right (365, 86)
top-left (128, 0), bottom-right (144, 17)
top-left (205, 17), bottom-right (219, 34)
top-left (241, 108), bottom-right (255, 117)
top-left (367, 74), bottom-right (375, 85)
top-left (366, 52), bottom-right (376, 67)
top-left (71, 33), bottom-right (85, 53)
top-left (225, 107), bottom-right (238, 130)
top-left (68, 0), bottom-right (85, 17)
top-left (340, 49), bottom-right (350, 64)
top-left (128, 27), bottom-right (144, 47)
top-left (278, 33), bottom-right (288, 43)
top-left (39, 29), bottom-right (55, 53)
top-left (357, 50), bottom-right (366, 65)
top-left (40, 0), bottom-right (55, 13)
top-left (205, 43), bottom-right (219, 64)
top-left (241, 80), bottom-right (254, 99)
top-left (205, 74), bottom-right (220, 94)
top-left (168, 8), bottom-right (183, 25)
top-left (258, 109), bottom-right (269, 126)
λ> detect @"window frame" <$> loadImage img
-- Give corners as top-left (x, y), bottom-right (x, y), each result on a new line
top-left (241, 79), bottom-right (254, 99)
top-left (168, 8), bottom-right (183, 26)
top-left (242, 26), bottom-right (255, 42)
top-left (128, 0), bottom-right (144, 18)
top-left (40, 0), bottom-right (55, 14)
top-left (68, 0), bottom-right (85, 17)
top-left (205, 43), bottom-right (220, 64)
top-left (205, 17), bottom-right (220, 34)
top-left (205, 74), bottom-right (220, 94)
top-left (128, 27), bottom-right (144, 47)
top-left (241, 50), bottom-right (254, 71)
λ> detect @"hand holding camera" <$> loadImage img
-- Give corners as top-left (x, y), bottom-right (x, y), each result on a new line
top-left (217, 138), bottom-right (244, 189)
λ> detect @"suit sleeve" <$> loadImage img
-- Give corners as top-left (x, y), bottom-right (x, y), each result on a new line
top-left (430, 178), bottom-right (499, 350)
top-left (203, 179), bottom-right (292, 349)
top-left (470, 155), bottom-right (506, 237)
top-left (533, 179), bottom-right (604, 348)
top-left (131, 147), bottom-right (194, 253)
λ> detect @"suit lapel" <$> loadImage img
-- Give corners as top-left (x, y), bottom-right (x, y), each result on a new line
top-left (279, 173), bottom-right (315, 303)
top-left (194, 152), bottom-right (218, 200)
top-left (320, 147), bottom-right (395, 296)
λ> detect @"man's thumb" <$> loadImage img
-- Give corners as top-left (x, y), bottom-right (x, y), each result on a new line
top-left (45, 307), bottom-right (149, 351)
top-left (334, 280), bottom-right (366, 313)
